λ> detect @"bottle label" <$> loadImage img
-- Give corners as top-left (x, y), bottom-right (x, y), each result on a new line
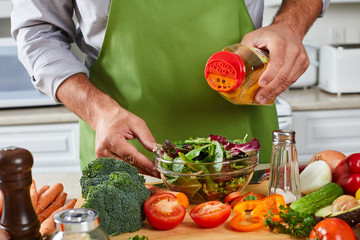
top-left (250, 47), bottom-right (269, 64)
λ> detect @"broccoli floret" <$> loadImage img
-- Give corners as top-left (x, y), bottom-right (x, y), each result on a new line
top-left (80, 157), bottom-right (143, 197)
top-left (80, 158), bottom-right (151, 236)
top-left (108, 172), bottom-right (148, 206)
top-left (82, 181), bottom-right (144, 235)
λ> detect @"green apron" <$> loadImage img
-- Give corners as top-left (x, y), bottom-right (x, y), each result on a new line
top-left (80, 0), bottom-right (279, 169)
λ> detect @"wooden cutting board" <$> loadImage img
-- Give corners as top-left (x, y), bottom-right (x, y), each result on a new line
top-left (76, 181), bottom-right (299, 240)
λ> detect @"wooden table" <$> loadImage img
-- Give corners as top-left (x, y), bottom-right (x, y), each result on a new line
top-left (77, 180), bottom-right (298, 240)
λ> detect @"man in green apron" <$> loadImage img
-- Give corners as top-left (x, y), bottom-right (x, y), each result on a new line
top-left (12, 0), bottom-right (326, 177)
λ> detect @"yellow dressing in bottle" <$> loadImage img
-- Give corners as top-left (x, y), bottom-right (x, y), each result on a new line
top-left (205, 43), bottom-right (274, 105)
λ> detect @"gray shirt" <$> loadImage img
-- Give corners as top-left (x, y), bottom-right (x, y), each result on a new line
top-left (11, 0), bottom-right (330, 101)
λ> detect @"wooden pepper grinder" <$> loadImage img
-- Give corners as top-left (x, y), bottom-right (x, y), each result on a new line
top-left (0, 146), bottom-right (41, 240)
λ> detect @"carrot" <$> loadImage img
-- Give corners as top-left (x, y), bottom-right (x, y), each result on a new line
top-left (0, 228), bottom-right (9, 240)
top-left (38, 192), bottom-right (67, 223)
top-left (39, 198), bottom-right (77, 237)
top-left (36, 183), bottom-right (64, 214)
top-left (145, 184), bottom-right (189, 208)
top-left (30, 179), bottom-right (38, 210)
top-left (37, 185), bottom-right (50, 198)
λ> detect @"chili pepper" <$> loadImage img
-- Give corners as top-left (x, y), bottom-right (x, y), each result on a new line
top-left (333, 153), bottom-right (360, 196)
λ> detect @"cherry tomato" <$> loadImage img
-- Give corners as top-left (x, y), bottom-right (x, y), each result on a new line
top-left (144, 193), bottom-right (186, 230)
top-left (308, 218), bottom-right (356, 240)
top-left (189, 201), bottom-right (231, 228)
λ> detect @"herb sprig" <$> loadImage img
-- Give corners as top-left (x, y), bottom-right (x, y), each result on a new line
top-left (264, 205), bottom-right (317, 238)
top-left (128, 235), bottom-right (149, 240)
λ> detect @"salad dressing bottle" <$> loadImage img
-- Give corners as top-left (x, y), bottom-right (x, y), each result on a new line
top-left (204, 43), bottom-right (274, 105)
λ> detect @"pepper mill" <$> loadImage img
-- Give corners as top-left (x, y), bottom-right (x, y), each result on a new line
top-left (0, 146), bottom-right (41, 240)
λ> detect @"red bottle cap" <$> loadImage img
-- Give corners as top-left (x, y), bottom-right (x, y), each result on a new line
top-left (204, 51), bottom-right (245, 92)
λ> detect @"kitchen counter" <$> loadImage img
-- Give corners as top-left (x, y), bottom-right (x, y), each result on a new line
top-left (0, 105), bottom-right (78, 126)
top-left (32, 172), bottom-right (162, 201)
top-left (281, 87), bottom-right (360, 111)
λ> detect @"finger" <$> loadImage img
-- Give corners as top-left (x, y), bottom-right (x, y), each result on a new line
top-left (97, 142), bottom-right (160, 178)
top-left (130, 118), bottom-right (157, 152)
top-left (257, 55), bottom-right (308, 103)
top-left (114, 138), bottom-right (160, 178)
top-left (258, 40), bottom-right (288, 87)
top-left (256, 45), bottom-right (301, 104)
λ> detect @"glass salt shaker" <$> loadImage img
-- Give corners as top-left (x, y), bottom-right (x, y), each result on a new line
top-left (268, 129), bottom-right (301, 204)
top-left (50, 208), bottom-right (109, 240)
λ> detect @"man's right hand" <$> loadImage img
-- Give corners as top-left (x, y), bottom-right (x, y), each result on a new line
top-left (94, 105), bottom-right (159, 177)
top-left (56, 73), bottom-right (160, 178)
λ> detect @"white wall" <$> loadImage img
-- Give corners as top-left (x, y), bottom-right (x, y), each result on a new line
top-left (2, 2), bottom-right (359, 47)
top-left (263, 2), bottom-right (360, 46)
top-left (0, 18), bottom-right (10, 38)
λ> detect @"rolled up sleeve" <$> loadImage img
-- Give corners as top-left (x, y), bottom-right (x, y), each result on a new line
top-left (11, 0), bottom-right (89, 102)
top-left (320, 0), bottom-right (330, 17)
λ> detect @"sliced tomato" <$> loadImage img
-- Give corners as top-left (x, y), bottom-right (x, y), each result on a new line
top-left (225, 191), bottom-right (266, 206)
top-left (308, 218), bottom-right (356, 240)
top-left (224, 191), bottom-right (242, 204)
top-left (144, 193), bottom-right (186, 230)
top-left (230, 192), bottom-right (253, 208)
top-left (250, 193), bottom-right (266, 201)
top-left (189, 201), bottom-right (231, 228)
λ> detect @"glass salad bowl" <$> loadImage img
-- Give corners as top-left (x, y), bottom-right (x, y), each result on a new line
top-left (153, 135), bottom-right (259, 204)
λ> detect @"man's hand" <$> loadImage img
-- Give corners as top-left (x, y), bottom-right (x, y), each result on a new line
top-left (241, 22), bottom-right (309, 104)
top-left (241, 0), bottom-right (323, 104)
top-left (56, 73), bottom-right (160, 178)
top-left (94, 105), bottom-right (160, 177)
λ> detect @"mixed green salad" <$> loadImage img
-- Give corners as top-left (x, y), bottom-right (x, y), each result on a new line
top-left (153, 134), bottom-right (260, 203)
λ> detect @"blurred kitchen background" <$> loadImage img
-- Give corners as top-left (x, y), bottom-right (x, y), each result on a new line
top-left (0, 0), bottom-right (360, 174)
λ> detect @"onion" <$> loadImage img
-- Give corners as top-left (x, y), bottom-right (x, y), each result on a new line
top-left (300, 160), bottom-right (332, 194)
top-left (308, 150), bottom-right (346, 173)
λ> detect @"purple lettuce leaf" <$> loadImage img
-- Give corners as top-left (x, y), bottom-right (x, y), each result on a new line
top-left (209, 134), bottom-right (260, 153)
top-left (228, 138), bottom-right (261, 157)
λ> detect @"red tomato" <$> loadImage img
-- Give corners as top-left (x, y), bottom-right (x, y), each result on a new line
top-left (144, 193), bottom-right (186, 230)
top-left (308, 218), bottom-right (356, 240)
top-left (224, 191), bottom-right (242, 204)
top-left (189, 201), bottom-right (231, 228)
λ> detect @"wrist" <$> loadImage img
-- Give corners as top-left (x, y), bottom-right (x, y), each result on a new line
top-left (271, 19), bottom-right (305, 43)
top-left (56, 73), bottom-right (124, 131)
top-left (91, 93), bottom-right (125, 132)
top-left (272, 0), bottom-right (322, 41)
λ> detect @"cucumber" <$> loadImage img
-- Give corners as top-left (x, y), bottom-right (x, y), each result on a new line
top-left (290, 183), bottom-right (343, 216)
